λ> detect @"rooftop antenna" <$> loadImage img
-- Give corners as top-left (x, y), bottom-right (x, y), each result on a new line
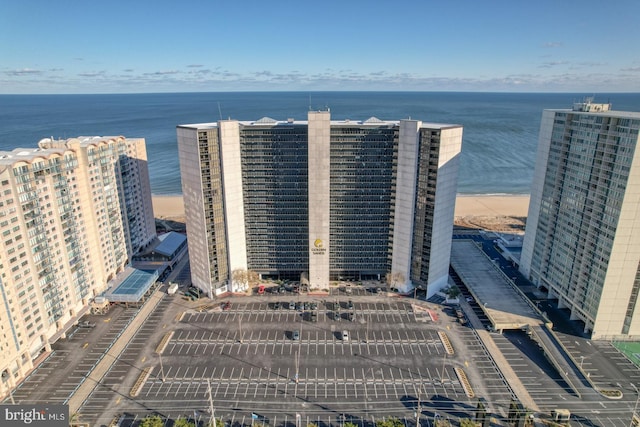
top-left (217, 102), bottom-right (223, 121)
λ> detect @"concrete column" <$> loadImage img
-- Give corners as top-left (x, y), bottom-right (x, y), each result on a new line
top-left (390, 120), bottom-right (420, 291)
top-left (307, 111), bottom-right (331, 290)
top-left (42, 334), bottom-right (52, 352)
top-left (219, 120), bottom-right (248, 292)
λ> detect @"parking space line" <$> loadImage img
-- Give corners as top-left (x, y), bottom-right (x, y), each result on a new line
top-left (164, 381), bottom-right (174, 397)
top-left (303, 367), bottom-right (309, 396)
top-left (314, 367), bottom-right (318, 398)
top-left (398, 368), bottom-right (407, 397)
top-left (152, 381), bottom-right (162, 397)
top-left (341, 367), bottom-right (347, 397)
top-left (352, 367), bottom-right (357, 399)
top-left (381, 369), bottom-right (388, 399)
top-left (192, 380), bottom-right (202, 399)
top-left (233, 376), bottom-right (240, 399)
top-left (223, 367), bottom-right (233, 397)
top-left (284, 367), bottom-right (290, 395)
top-left (214, 372), bottom-right (222, 397)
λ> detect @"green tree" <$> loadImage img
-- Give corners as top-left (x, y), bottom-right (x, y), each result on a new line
top-left (434, 418), bottom-right (451, 427)
top-left (307, 423), bottom-right (319, 427)
top-left (445, 285), bottom-right (461, 299)
top-left (174, 418), bottom-right (196, 427)
top-left (375, 417), bottom-right (403, 427)
top-left (139, 415), bottom-right (164, 427)
top-left (344, 423), bottom-right (358, 427)
top-left (459, 418), bottom-right (478, 427)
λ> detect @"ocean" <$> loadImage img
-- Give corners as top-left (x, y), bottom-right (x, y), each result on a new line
top-left (1, 91), bottom-right (639, 196)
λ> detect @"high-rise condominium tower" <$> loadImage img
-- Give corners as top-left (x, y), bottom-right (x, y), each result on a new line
top-left (177, 111), bottom-right (462, 298)
top-left (520, 100), bottom-right (640, 339)
top-left (0, 136), bottom-right (156, 397)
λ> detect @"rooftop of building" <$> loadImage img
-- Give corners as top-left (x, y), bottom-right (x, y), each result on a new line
top-left (153, 231), bottom-right (187, 257)
top-left (0, 136), bottom-right (137, 168)
top-left (178, 115), bottom-right (460, 130)
top-left (547, 98), bottom-right (640, 118)
top-left (103, 266), bottom-right (159, 303)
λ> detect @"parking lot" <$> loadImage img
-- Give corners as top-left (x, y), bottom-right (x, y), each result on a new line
top-left (63, 294), bottom-right (511, 426)
top-left (9, 306), bottom-right (140, 405)
top-left (453, 232), bottom-right (640, 426)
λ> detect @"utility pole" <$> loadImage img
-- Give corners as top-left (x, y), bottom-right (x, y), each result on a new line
top-left (364, 313), bottom-right (369, 343)
top-left (239, 317), bottom-right (243, 343)
top-left (207, 379), bottom-right (216, 427)
top-left (295, 349), bottom-right (300, 384)
top-left (159, 353), bottom-right (166, 382)
top-left (631, 383), bottom-right (639, 427)
top-left (441, 352), bottom-right (447, 382)
top-left (415, 386), bottom-right (421, 426)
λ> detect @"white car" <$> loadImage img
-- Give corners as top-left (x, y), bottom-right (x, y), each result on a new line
top-left (342, 330), bottom-right (349, 341)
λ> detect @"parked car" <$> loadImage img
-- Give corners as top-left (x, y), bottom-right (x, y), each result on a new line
top-left (342, 330), bottom-right (349, 341)
top-left (222, 301), bottom-right (231, 311)
top-left (292, 330), bottom-right (300, 340)
top-left (78, 321), bottom-right (96, 328)
top-left (289, 301), bottom-right (295, 310)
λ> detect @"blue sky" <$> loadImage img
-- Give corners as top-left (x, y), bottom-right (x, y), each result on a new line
top-left (2, 0), bottom-right (640, 94)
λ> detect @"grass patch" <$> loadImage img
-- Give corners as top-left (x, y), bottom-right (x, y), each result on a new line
top-left (612, 341), bottom-right (640, 368)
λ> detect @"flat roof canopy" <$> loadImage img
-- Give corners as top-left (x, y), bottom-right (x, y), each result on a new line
top-left (104, 267), bottom-right (159, 303)
top-left (450, 240), bottom-right (542, 331)
top-left (154, 231), bottom-right (187, 257)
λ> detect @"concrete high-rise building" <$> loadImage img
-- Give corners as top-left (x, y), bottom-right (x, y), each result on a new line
top-left (177, 111), bottom-right (462, 298)
top-left (520, 100), bottom-right (640, 339)
top-left (0, 136), bottom-right (156, 397)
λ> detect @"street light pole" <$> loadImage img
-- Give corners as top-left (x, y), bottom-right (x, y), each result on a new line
top-left (207, 379), bottom-right (216, 427)
top-left (159, 353), bottom-right (166, 382)
top-left (441, 352), bottom-right (447, 382)
top-left (365, 314), bottom-right (370, 343)
top-left (415, 386), bottom-right (421, 426)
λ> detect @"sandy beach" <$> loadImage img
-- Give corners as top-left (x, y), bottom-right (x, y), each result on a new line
top-left (454, 194), bottom-right (530, 233)
top-left (152, 193), bottom-right (530, 233)
top-left (152, 195), bottom-right (185, 220)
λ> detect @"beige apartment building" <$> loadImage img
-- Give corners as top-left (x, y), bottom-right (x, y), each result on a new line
top-left (177, 111), bottom-right (462, 298)
top-left (0, 136), bottom-right (156, 398)
top-left (520, 100), bottom-right (640, 340)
